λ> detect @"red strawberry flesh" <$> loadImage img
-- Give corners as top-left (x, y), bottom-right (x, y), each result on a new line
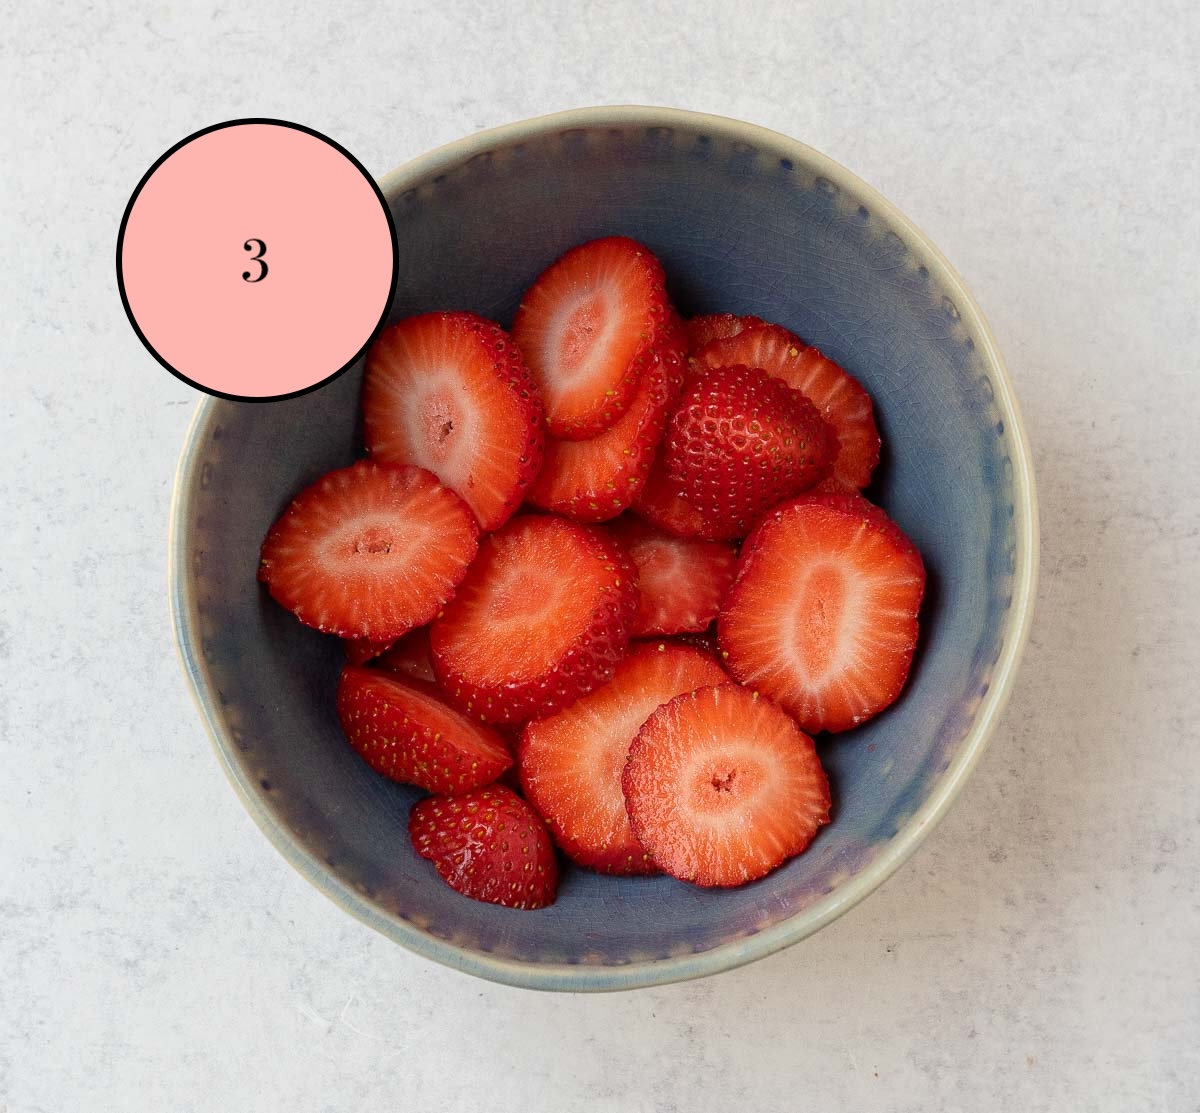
top-left (430, 514), bottom-right (637, 723)
top-left (607, 516), bottom-right (737, 636)
top-left (374, 627), bottom-right (437, 684)
top-left (684, 313), bottom-right (766, 354)
top-left (518, 641), bottom-right (728, 874)
top-left (337, 665), bottom-right (512, 794)
top-left (512, 236), bottom-right (672, 440)
top-left (719, 493), bottom-right (925, 733)
top-left (526, 321), bottom-right (686, 521)
top-left (363, 311), bottom-right (544, 531)
top-left (622, 683), bottom-right (831, 887)
top-left (258, 461), bottom-right (478, 640)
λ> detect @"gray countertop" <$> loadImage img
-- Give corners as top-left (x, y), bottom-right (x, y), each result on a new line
top-left (4, 2), bottom-right (1198, 1110)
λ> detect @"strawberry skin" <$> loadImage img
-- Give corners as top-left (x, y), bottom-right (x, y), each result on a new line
top-left (409, 785), bottom-right (558, 909)
top-left (512, 237), bottom-right (672, 440)
top-left (607, 516), bottom-right (737, 636)
top-left (518, 641), bottom-right (728, 875)
top-left (430, 514), bottom-right (638, 723)
top-left (684, 313), bottom-right (765, 354)
top-left (660, 364), bottom-right (836, 540)
top-left (336, 665), bottom-right (512, 794)
top-left (258, 461), bottom-right (478, 640)
top-left (622, 683), bottom-right (831, 888)
top-left (719, 492), bottom-right (925, 733)
top-left (526, 320), bottom-right (686, 521)
top-left (363, 311), bottom-right (544, 531)
top-left (696, 323), bottom-right (880, 490)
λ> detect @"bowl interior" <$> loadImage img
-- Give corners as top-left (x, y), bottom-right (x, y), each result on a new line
top-left (174, 111), bottom-right (1029, 988)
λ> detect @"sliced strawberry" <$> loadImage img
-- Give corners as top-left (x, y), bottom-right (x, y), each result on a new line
top-left (607, 516), bottom-right (737, 636)
top-left (526, 323), bottom-right (686, 521)
top-left (622, 683), bottom-right (831, 887)
top-left (374, 627), bottom-right (436, 684)
top-left (430, 514), bottom-right (637, 723)
top-left (363, 311), bottom-right (544, 531)
top-left (343, 636), bottom-right (396, 666)
top-left (519, 641), bottom-right (728, 874)
top-left (659, 364), bottom-right (836, 539)
top-left (409, 785), bottom-right (558, 909)
top-left (718, 493), bottom-right (925, 733)
top-left (696, 324), bottom-right (881, 490)
top-left (512, 237), bottom-right (672, 440)
top-left (258, 461), bottom-right (478, 640)
top-left (631, 448), bottom-right (716, 538)
top-left (684, 313), bottom-right (765, 354)
top-left (336, 665), bottom-right (512, 794)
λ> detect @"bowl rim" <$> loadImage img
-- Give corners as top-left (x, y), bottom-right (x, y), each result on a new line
top-left (169, 104), bottom-right (1039, 992)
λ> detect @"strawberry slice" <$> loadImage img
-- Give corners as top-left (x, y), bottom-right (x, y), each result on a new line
top-left (659, 363), bottom-right (836, 539)
top-left (607, 516), bottom-right (737, 636)
top-left (258, 461), bottom-right (478, 640)
top-left (430, 514), bottom-right (637, 723)
top-left (343, 636), bottom-right (396, 666)
top-left (374, 627), bottom-right (436, 684)
top-left (718, 492), bottom-right (925, 733)
top-left (363, 311), bottom-right (544, 531)
top-left (336, 665), bottom-right (512, 794)
top-left (409, 785), bottom-right (558, 909)
top-left (622, 683), bottom-right (831, 887)
top-left (519, 641), bottom-right (728, 874)
top-left (696, 323), bottom-right (881, 490)
top-left (526, 324), bottom-right (686, 521)
top-left (512, 237), bottom-right (672, 440)
top-left (684, 313), bottom-right (765, 354)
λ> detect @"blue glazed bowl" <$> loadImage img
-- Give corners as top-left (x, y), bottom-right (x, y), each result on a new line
top-left (170, 106), bottom-right (1037, 990)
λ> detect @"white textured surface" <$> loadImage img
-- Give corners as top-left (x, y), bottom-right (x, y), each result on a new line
top-left (4, 1), bottom-right (1199, 1110)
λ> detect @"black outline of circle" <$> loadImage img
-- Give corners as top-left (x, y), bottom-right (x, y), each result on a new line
top-left (115, 118), bottom-right (399, 403)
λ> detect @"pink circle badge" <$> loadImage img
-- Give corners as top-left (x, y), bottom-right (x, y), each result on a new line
top-left (118, 119), bottom-right (397, 400)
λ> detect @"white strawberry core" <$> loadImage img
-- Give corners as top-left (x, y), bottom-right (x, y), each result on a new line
top-left (790, 562), bottom-right (851, 679)
top-left (546, 288), bottom-right (617, 383)
top-left (404, 369), bottom-right (478, 490)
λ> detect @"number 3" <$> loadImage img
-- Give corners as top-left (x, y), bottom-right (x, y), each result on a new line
top-left (242, 239), bottom-right (268, 282)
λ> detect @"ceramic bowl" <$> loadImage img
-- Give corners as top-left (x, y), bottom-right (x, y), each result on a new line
top-left (170, 106), bottom-right (1037, 990)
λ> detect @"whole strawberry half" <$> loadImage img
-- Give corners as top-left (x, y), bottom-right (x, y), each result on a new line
top-left (409, 785), bottom-right (558, 909)
top-left (695, 322), bottom-right (880, 491)
top-left (659, 364), bottom-right (836, 540)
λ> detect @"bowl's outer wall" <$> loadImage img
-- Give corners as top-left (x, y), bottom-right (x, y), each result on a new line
top-left (174, 112), bottom-right (1030, 987)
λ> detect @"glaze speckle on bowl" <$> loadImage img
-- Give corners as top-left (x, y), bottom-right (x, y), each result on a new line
top-left (170, 106), bottom-right (1037, 991)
